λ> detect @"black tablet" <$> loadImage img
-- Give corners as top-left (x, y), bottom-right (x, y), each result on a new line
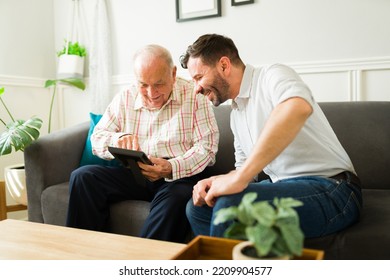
top-left (108, 146), bottom-right (152, 186)
top-left (108, 146), bottom-right (152, 166)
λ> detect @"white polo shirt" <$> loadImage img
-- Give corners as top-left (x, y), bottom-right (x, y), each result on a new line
top-left (231, 64), bottom-right (355, 182)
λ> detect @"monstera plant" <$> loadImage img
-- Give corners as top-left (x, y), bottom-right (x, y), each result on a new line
top-left (1, 79), bottom-right (85, 205)
top-left (0, 86), bottom-right (43, 206)
top-left (0, 87), bottom-right (43, 156)
top-left (0, 77), bottom-right (85, 153)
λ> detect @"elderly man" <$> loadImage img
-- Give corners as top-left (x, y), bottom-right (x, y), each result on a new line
top-left (66, 44), bottom-right (219, 243)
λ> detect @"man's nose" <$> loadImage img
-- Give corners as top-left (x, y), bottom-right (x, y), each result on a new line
top-left (195, 84), bottom-right (204, 95)
top-left (147, 85), bottom-right (158, 95)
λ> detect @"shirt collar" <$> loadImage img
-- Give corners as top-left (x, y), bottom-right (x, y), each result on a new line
top-left (231, 64), bottom-right (254, 110)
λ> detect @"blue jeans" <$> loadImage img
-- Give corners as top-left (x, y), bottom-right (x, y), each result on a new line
top-left (186, 172), bottom-right (362, 238)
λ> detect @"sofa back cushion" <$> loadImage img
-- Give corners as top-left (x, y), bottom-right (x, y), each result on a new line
top-left (319, 102), bottom-right (390, 190)
top-left (206, 105), bottom-right (236, 176)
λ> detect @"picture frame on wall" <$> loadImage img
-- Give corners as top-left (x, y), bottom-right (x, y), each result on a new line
top-left (176, 0), bottom-right (221, 22)
top-left (232, 0), bottom-right (254, 6)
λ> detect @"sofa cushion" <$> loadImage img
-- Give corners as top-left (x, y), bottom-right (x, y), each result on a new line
top-left (79, 112), bottom-right (120, 167)
top-left (41, 183), bottom-right (69, 226)
top-left (41, 181), bottom-right (151, 237)
top-left (319, 102), bottom-right (390, 190)
top-left (108, 200), bottom-right (151, 236)
top-left (305, 189), bottom-right (390, 259)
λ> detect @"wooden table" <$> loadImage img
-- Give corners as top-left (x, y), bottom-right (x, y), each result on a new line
top-left (0, 219), bottom-right (185, 260)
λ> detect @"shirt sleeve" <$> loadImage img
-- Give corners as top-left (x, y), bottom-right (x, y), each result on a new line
top-left (167, 94), bottom-right (219, 181)
top-left (264, 64), bottom-right (315, 107)
top-left (91, 91), bottom-right (128, 160)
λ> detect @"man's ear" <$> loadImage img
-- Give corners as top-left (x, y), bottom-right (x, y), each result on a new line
top-left (172, 66), bottom-right (177, 81)
top-left (219, 56), bottom-right (231, 75)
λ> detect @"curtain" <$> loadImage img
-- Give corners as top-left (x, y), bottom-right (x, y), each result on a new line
top-left (88, 0), bottom-right (114, 114)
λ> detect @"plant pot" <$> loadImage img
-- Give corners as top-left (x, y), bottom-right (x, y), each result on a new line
top-left (4, 164), bottom-right (27, 206)
top-left (57, 54), bottom-right (85, 79)
top-left (232, 241), bottom-right (290, 260)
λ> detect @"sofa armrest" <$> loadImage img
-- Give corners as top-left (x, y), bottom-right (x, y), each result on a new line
top-left (24, 122), bottom-right (89, 222)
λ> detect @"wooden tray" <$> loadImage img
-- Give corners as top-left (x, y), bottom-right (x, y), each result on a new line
top-left (172, 235), bottom-right (324, 260)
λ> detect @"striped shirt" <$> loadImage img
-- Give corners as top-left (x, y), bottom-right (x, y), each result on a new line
top-left (91, 77), bottom-right (219, 181)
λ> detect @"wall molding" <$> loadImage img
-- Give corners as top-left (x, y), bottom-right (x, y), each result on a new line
top-left (112, 75), bottom-right (134, 86)
top-left (285, 57), bottom-right (390, 102)
top-left (2, 56), bottom-right (389, 106)
top-left (287, 56), bottom-right (390, 74)
top-left (1, 56), bottom-right (390, 88)
top-left (0, 75), bottom-right (46, 88)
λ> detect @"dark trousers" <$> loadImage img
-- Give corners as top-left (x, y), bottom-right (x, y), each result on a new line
top-left (66, 165), bottom-right (205, 243)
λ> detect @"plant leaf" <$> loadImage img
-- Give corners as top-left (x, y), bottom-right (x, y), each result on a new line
top-left (57, 40), bottom-right (87, 57)
top-left (213, 206), bottom-right (238, 225)
top-left (0, 87), bottom-right (4, 95)
top-left (45, 80), bottom-right (57, 88)
top-left (0, 132), bottom-right (13, 155)
top-left (276, 217), bottom-right (304, 256)
top-left (274, 197), bottom-right (304, 209)
top-left (247, 223), bottom-right (278, 257)
top-left (269, 235), bottom-right (291, 257)
top-left (237, 192), bottom-right (257, 225)
top-left (45, 78), bottom-right (85, 90)
top-left (242, 192), bottom-right (257, 204)
top-left (251, 201), bottom-right (276, 227)
top-left (0, 117), bottom-right (43, 156)
top-left (224, 222), bottom-right (247, 240)
top-left (59, 78), bottom-right (86, 90)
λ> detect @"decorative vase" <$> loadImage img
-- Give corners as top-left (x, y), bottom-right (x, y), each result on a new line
top-left (4, 164), bottom-right (27, 206)
top-left (232, 241), bottom-right (290, 260)
top-left (57, 54), bottom-right (85, 79)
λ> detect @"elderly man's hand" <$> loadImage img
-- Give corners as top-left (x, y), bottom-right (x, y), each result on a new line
top-left (139, 156), bottom-right (172, 182)
top-left (116, 135), bottom-right (140, 150)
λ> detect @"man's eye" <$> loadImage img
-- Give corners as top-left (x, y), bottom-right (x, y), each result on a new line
top-left (193, 76), bottom-right (201, 82)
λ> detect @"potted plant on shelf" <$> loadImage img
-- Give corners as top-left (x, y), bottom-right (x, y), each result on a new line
top-left (56, 40), bottom-right (87, 79)
top-left (213, 192), bottom-right (304, 260)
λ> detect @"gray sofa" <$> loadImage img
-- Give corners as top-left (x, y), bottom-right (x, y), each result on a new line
top-left (24, 102), bottom-right (390, 259)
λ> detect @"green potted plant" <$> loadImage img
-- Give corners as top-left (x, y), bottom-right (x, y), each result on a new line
top-left (1, 77), bottom-right (85, 205)
top-left (0, 86), bottom-right (43, 205)
top-left (57, 40), bottom-right (87, 57)
top-left (0, 87), bottom-right (43, 156)
top-left (214, 192), bottom-right (304, 260)
top-left (57, 40), bottom-right (87, 79)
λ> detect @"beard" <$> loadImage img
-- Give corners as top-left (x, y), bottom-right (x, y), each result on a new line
top-left (206, 73), bottom-right (230, 107)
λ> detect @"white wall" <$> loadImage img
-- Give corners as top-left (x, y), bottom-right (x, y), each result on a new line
top-left (107, 0), bottom-right (390, 72)
top-left (3, 0), bottom-right (390, 129)
top-left (58, 0), bottom-right (390, 126)
top-left (1, 0), bottom-right (390, 213)
top-left (0, 0), bottom-right (55, 217)
top-left (0, 0), bottom-right (55, 77)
